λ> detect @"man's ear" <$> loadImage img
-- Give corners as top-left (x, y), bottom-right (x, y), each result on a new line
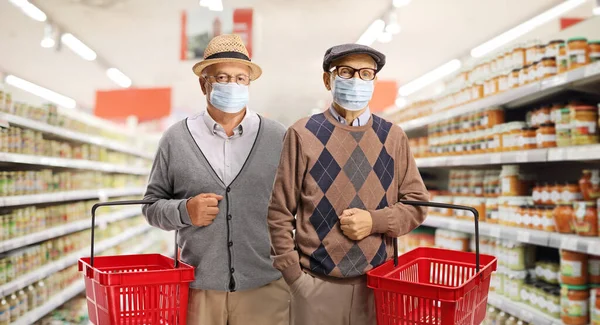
top-left (323, 72), bottom-right (332, 91)
top-left (199, 77), bottom-right (208, 95)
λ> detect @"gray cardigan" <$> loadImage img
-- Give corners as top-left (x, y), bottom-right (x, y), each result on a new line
top-left (142, 117), bottom-right (286, 291)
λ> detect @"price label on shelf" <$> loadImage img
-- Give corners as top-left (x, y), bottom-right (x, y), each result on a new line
top-left (560, 237), bottom-right (578, 251)
top-left (541, 74), bottom-right (567, 89)
top-left (516, 152), bottom-right (528, 163)
top-left (490, 228), bottom-right (501, 238)
top-left (448, 221), bottom-right (460, 230)
top-left (587, 242), bottom-right (597, 255)
top-left (517, 231), bottom-right (530, 243)
top-left (491, 154), bottom-right (502, 164)
top-left (584, 62), bottom-right (600, 77)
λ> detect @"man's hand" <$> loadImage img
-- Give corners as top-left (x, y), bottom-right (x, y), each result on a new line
top-left (186, 193), bottom-right (223, 227)
top-left (339, 208), bottom-right (373, 241)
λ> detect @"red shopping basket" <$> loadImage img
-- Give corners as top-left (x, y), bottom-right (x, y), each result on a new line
top-left (367, 200), bottom-right (497, 325)
top-left (78, 200), bottom-right (195, 325)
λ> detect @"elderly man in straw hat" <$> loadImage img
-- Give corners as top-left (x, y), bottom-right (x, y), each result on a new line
top-left (142, 34), bottom-right (289, 325)
top-left (267, 43), bottom-right (428, 325)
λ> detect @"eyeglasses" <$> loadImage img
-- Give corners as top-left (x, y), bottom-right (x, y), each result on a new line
top-left (330, 66), bottom-right (377, 81)
top-left (205, 73), bottom-right (251, 85)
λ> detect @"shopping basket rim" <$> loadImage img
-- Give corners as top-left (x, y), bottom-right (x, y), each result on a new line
top-left (78, 253), bottom-right (195, 274)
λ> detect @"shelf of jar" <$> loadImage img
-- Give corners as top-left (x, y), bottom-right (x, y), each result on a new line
top-left (0, 152), bottom-right (150, 175)
top-left (11, 234), bottom-right (157, 325)
top-left (398, 62), bottom-right (600, 132)
top-left (0, 207), bottom-right (142, 253)
top-left (0, 112), bottom-right (155, 160)
top-left (415, 144), bottom-right (600, 167)
top-left (0, 187), bottom-right (144, 207)
top-left (422, 216), bottom-right (600, 255)
top-left (0, 224), bottom-right (151, 297)
top-left (487, 292), bottom-right (561, 325)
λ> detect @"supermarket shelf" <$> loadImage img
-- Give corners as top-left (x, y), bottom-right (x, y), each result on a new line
top-left (487, 293), bottom-right (561, 325)
top-left (0, 186), bottom-right (145, 207)
top-left (399, 62), bottom-right (600, 132)
top-left (0, 152), bottom-right (149, 175)
top-left (0, 224), bottom-right (152, 297)
top-left (423, 216), bottom-right (600, 254)
top-left (0, 206), bottom-right (142, 253)
top-left (0, 112), bottom-right (155, 160)
top-left (415, 144), bottom-right (600, 167)
top-left (12, 235), bottom-right (156, 325)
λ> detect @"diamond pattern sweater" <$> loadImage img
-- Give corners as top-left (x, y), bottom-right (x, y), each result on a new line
top-left (268, 110), bottom-right (428, 284)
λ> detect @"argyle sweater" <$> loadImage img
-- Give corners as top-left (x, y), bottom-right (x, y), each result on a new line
top-left (268, 110), bottom-right (428, 284)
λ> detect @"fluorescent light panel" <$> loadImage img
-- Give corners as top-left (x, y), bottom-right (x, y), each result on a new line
top-left (393, 0), bottom-right (411, 8)
top-left (395, 97), bottom-right (407, 108)
top-left (61, 33), bottom-right (97, 61)
top-left (471, 0), bottom-right (587, 58)
top-left (9, 0), bottom-right (47, 22)
top-left (357, 19), bottom-right (385, 46)
top-left (378, 31), bottom-right (392, 43)
top-left (398, 59), bottom-right (461, 97)
top-left (106, 68), bottom-right (132, 88)
top-left (5, 75), bottom-right (76, 109)
top-left (199, 0), bottom-right (223, 11)
top-left (594, 6), bottom-right (600, 15)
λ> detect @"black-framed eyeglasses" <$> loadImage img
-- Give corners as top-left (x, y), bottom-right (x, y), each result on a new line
top-left (329, 66), bottom-right (377, 81)
top-left (206, 73), bottom-right (251, 85)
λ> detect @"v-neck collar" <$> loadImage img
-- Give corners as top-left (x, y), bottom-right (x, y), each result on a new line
top-left (183, 116), bottom-right (263, 188)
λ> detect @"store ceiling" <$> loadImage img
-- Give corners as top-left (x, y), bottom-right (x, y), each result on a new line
top-left (0, 0), bottom-right (589, 126)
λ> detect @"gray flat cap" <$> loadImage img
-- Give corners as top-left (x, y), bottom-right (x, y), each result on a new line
top-left (323, 44), bottom-right (386, 73)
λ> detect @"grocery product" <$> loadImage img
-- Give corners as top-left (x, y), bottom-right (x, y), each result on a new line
top-left (561, 250), bottom-right (589, 285)
top-left (567, 37), bottom-right (589, 70)
top-left (591, 256), bottom-right (600, 285)
top-left (554, 204), bottom-right (575, 234)
top-left (572, 201), bottom-right (598, 236)
top-left (591, 41), bottom-right (600, 63)
top-left (561, 284), bottom-right (589, 325)
top-left (571, 105), bottom-right (599, 145)
top-left (580, 169), bottom-right (600, 200)
top-left (536, 123), bottom-right (557, 148)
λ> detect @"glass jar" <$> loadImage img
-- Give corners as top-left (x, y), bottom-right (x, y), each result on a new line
top-left (551, 183), bottom-right (562, 205)
top-left (572, 201), bottom-right (598, 236)
top-left (542, 207), bottom-right (556, 232)
top-left (561, 250), bottom-right (589, 285)
top-left (568, 37), bottom-right (589, 70)
top-left (509, 69), bottom-right (520, 89)
top-left (499, 71), bottom-right (509, 92)
top-left (561, 285), bottom-right (590, 325)
top-left (513, 46), bottom-right (526, 68)
top-left (561, 183), bottom-right (581, 204)
top-left (580, 169), bottom-right (600, 201)
top-left (557, 107), bottom-right (573, 147)
top-left (554, 204), bottom-right (575, 233)
top-left (590, 256), bottom-right (600, 285)
top-left (519, 65), bottom-right (530, 86)
top-left (533, 184), bottom-right (543, 204)
top-left (537, 57), bottom-right (557, 79)
top-left (546, 39), bottom-right (565, 59)
top-left (536, 123), bottom-right (557, 148)
top-left (571, 105), bottom-right (599, 146)
top-left (590, 41), bottom-right (600, 63)
top-left (559, 44), bottom-right (569, 74)
top-left (518, 127), bottom-right (537, 150)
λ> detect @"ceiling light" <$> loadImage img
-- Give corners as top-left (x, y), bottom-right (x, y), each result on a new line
top-left (395, 97), bottom-right (407, 108)
top-left (61, 33), bottom-right (97, 61)
top-left (393, 0), bottom-right (411, 8)
top-left (41, 24), bottom-right (57, 49)
top-left (9, 0), bottom-right (47, 22)
top-left (5, 75), bottom-right (76, 109)
top-left (106, 68), bottom-right (132, 88)
top-left (40, 38), bottom-right (55, 48)
top-left (357, 19), bottom-right (385, 46)
top-left (594, 0), bottom-right (600, 15)
top-left (378, 31), bottom-right (392, 43)
top-left (385, 23), bottom-right (401, 35)
top-left (398, 59), bottom-right (462, 97)
top-left (200, 0), bottom-right (223, 11)
top-left (471, 0), bottom-right (587, 58)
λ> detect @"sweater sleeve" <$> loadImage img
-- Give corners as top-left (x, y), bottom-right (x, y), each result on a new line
top-left (268, 128), bottom-right (306, 285)
top-left (369, 131), bottom-right (428, 237)
top-left (142, 146), bottom-right (193, 231)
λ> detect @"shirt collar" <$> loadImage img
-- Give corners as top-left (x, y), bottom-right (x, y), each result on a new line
top-left (328, 106), bottom-right (371, 127)
top-left (202, 109), bottom-right (252, 137)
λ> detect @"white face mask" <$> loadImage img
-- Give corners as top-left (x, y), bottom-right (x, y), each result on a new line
top-left (209, 82), bottom-right (249, 113)
top-left (331, 76), bottom-right (374, 111)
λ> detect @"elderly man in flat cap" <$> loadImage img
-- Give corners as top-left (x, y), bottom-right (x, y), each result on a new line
top-left (268, 44), bottom-right (429, 325)
top-left (142, 34), bottom-right (289, 325)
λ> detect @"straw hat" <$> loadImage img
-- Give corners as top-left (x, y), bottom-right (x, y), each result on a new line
top-left (192, 34), bottom-right (262, 80)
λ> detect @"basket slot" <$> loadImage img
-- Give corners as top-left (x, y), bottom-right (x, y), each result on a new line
top-left (375, 291), bottom-right (442, 324)
top-left (429, 262), bottom-right (476, 288)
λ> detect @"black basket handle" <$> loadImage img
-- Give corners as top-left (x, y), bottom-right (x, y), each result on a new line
top-left (395, 200), bottom-right (480, 273)
top-left (89, 199), bottom-right (179, 268)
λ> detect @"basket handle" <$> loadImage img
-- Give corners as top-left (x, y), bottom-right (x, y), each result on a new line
top-left (89, 199), bottom-right (180, 268)
top-left (394, 200), bottom-right (480, 273)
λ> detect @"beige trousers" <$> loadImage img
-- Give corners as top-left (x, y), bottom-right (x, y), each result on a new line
top-left (289, 273), bottom-right (376, 325)
top-left (187, 277), bottom-right (290, 325)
